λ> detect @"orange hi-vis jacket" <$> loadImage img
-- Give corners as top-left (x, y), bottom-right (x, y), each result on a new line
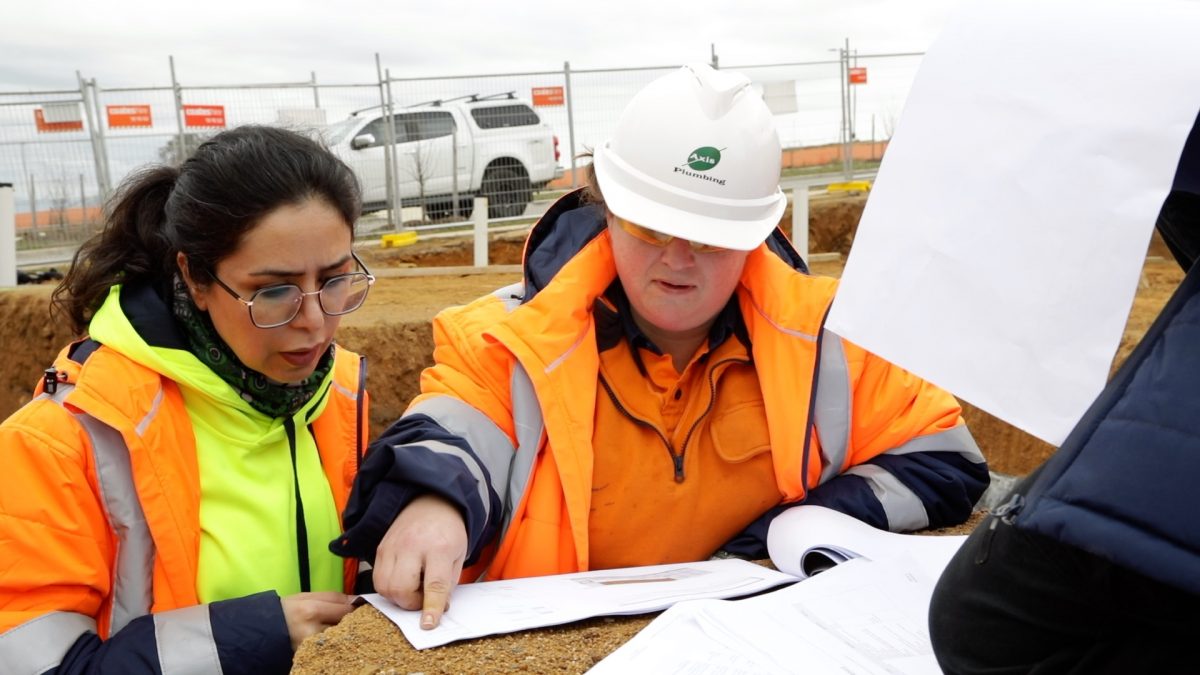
top-left (0, 301), bottom-right (367, 673)
top-left (336, 192), bottom-right (987, 582)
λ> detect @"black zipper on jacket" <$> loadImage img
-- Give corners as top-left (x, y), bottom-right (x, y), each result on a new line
top-left (598, 356), bottom-right (748, 483)
top-left (284, 417), bottom-right (312, 593)
top-left (356, 355), bottom-right (368, 470)
top-left (600, 375), bottom-right (681, 481)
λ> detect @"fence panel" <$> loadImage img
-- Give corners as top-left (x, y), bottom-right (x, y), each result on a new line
top-left (0, 90), bottom-right (102, 250)
top-left (1, 52), bottom-right (924, 259)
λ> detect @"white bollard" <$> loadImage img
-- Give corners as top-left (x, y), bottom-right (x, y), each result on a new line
top-left (473, 197), bottom-right (488, 268)
top-left (0, 183), bottom-right (16, 288)
top-left (791, 185), bottom-right (810, 266)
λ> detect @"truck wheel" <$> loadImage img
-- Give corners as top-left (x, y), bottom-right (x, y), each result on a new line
top-left (482, 166), bottom-right (532, 219)
top-left (424, 201), bottom-right (453, 221)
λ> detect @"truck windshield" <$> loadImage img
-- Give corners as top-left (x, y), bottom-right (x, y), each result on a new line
top-left (323, 117), bottom-right (363, 146)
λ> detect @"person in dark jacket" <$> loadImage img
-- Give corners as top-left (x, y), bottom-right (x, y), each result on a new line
top-left (929, 119), bottom-right (1200, 674)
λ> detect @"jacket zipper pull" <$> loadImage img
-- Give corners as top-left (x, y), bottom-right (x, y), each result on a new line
top-left (672, 454), bottom-right (685, 483)
top-left (976, 493), bottom-right (1026, 565)
top-left (992, 493), bottom-right (1025, 523)
top-left (43, 367), bottom-right (59, 395)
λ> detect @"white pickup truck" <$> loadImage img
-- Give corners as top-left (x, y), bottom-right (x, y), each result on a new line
top-left (325, 94), bottom-right (561, 219)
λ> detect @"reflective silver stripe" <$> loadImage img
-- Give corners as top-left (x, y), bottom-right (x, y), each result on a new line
top-left (331, 379), bottom-right (357, 401)
top-left (154, 605), bottom-right (223, 675)
top-left (883, 424), bottom-right (986, 464)
top-left (475, 365), bottom-right (545, 582)
top-left (482, 283), bottom-right (548, 525)
top-left (545, 328), bottom-right (590, 374)
top-left (134, 386), bottom-right (165, 436)
top-left (813, 330), bottom-right (852, 485)
top-left (505, 365), bottom-right (544, 538)
top-left (746, 297), bottom-right (819, 341)
top-left (491, 282), bottom-right (525, 311)
top-left (0, 611), bottom-right (96, 675)
top-left (407, 397), bottom-right (515, 518)
top-left (843, 463), bottom-right (930, 531)
top-left (79, 412), bottom-right (155, 635)
top-left (38, 382), bottom-right (156, 636)
top-left (423, 439), bottom-right (497, 520)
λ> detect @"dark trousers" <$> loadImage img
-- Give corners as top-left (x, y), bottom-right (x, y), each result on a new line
top-left (929, 476), bottom-right (1200, 674)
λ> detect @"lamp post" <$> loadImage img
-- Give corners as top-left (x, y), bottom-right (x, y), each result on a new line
top-left (830, 43), bottom-right (852, 180)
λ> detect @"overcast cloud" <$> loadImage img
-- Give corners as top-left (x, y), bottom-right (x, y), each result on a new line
top-left (1, 0), bottom-right (960, 89)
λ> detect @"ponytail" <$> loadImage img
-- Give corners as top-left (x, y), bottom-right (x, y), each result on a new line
top-left (52, 165), bottom-right (179, 334)
top-left (52, 125), bottom-right (360, 336)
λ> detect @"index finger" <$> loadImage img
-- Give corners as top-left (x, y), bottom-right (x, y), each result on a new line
top-left (419, 569), bottom-right (454, 629)
top-left (420, 552), bottom-right (460, 624)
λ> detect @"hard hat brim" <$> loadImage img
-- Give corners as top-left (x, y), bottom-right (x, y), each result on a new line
top-left (594, 142), bottom-right (787, 252)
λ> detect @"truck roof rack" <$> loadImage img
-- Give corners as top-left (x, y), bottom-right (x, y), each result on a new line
top-left (405, 93), bottom-right (478, 109)
top-left (352, 91), bottom-right (523, 115)
top-left (348, 103), bottom-right (383, 117)
top-left (471, 91), bottom-right (517, 102)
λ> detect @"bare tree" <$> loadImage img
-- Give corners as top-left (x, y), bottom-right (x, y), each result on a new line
top-left (46, 167), bottom-right (74, 229)
top-left (399, 139), bottom-right (438, 223)
top-left (879, 105), bottom-right (901, 141)
top-left (158, 133), bottom-right (212, 165)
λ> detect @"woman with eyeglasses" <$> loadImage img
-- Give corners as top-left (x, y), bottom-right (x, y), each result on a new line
top-left (0, 125), bottom-right (374, 674)
top-left (334, 64), bottom-right (989, 631)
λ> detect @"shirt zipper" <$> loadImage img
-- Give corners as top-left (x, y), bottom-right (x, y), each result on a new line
top-left (598, 356), bottom-right (749, 483)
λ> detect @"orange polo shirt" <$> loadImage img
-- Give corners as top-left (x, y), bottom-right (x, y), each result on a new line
top-left (587, 291), bottom-right (782, 569)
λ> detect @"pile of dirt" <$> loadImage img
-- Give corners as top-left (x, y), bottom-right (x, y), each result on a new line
top-left (0, 194), bottom-right (1183, 480)
top-left (0, 288), bottom-right (80, 413)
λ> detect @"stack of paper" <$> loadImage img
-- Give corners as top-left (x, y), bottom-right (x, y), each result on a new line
top-left (589, 554), bottom-right (945, 675)
top-left (362, 505), bottom-right (966, 660)
top-left (362, 558), bottom-right (798, 650)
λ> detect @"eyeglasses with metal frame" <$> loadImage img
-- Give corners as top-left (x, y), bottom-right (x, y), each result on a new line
top-left (209, 251), bottom-right (376, 329)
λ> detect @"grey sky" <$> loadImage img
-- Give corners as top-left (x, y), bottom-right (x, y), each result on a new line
top-left (2, 0), bottom-right (960, 90)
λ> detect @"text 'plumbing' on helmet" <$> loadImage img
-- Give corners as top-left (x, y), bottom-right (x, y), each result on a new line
top-left (594, 63), bottom-right (787, 252)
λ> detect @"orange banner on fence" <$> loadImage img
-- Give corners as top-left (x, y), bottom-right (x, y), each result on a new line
top-left (107, 104), bottom-right (153, 128)
top-left (34, 109), bottom-right (83, 133)
top-left (848, 67), bottom-right (868, 85)
top-left (532, 86), bottom-right (564, 106)
top-left (183, 104), bottom-right (226, 128)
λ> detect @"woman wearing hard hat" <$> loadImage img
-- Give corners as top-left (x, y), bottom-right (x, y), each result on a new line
top-left (333, 64), bottom-right (989, 629)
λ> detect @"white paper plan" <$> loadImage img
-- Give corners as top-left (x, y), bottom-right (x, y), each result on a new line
top-left (824, 0), bottom-right (1200, 445)
top-left (589, 555), bottom-right (943, 675)
top-left (767, 504), bottom-right (965, 582)
top-left (361, 558), bottom-right (797, 649)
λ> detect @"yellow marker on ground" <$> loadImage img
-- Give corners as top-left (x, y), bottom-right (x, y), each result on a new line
top-left (380, 231), bottom-right (419, 248)
top-left (827, 180), bottom-right (872, 194)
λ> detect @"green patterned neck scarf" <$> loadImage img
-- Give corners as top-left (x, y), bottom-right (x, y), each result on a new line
top-left (171, 276), bottom-right (334, 418)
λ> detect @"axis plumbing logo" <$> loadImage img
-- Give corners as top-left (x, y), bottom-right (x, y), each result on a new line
top-left (674, 146), bottom-right (727, 185)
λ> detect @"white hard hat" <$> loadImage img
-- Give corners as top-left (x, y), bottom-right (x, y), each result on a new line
top-left (593, 63), bottom-right (787, 252)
